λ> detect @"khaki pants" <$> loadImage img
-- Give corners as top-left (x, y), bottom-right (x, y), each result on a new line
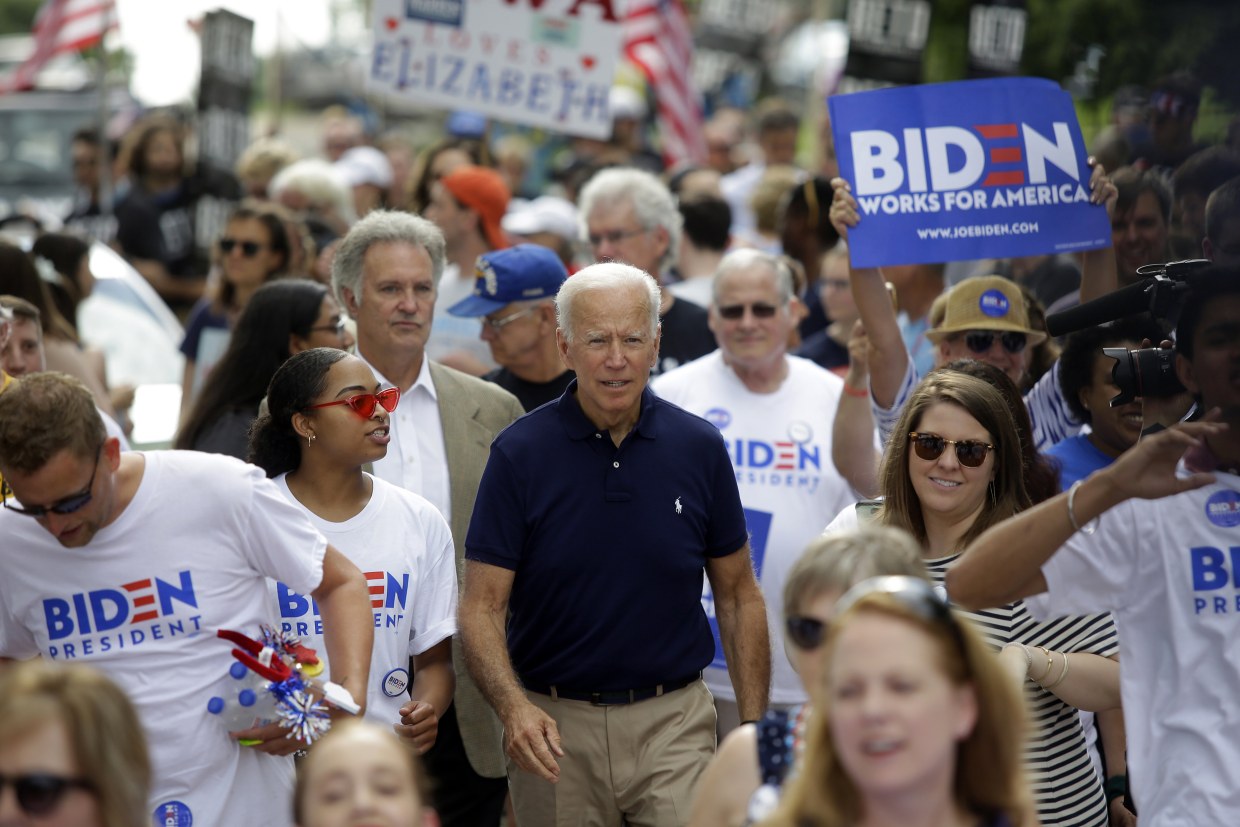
top-left (508, 680), bottom-right (717, 827)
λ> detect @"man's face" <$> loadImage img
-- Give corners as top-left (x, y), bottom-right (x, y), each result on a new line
top-left (1112, 191), bottom-right (1169, 283)
top-left (709, 264), bottom-right (794, 371)
top-left (480, 301), bottom-right (554, 374)
top-left (70, 140), bottom-right (100, 190)
top-left (343, 242), bottom-right (437, 364)
top-left (937, 330), bottom-right (1030, 387)
top-left (0, 318), bottom-right (44, 377)
top-left (585, 200), bottom-right (666, 277)
top-left (2, 444), bottom-right (116, 549)
top-left (1177, 293), bottom-right (1240, 418)
top-left (1205, 216), bottom-right (1240, 267)
top-left (759, 127), bottom-right (798, 166)
top-left (423, 182), bottom-right (472, 251)
top-left (557, 284), bottom-right (659, 428)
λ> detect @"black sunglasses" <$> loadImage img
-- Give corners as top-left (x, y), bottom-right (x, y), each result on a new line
top-left (2, 446), bottom-right (102, 517)
top-left (785, 615), bottom-right (827, 650)
top-left (964, 330), bottom-right (1027, 354)
top-left (717, 302), bottom-right (780, 320)
top-left (218, 238), bottom-right (267, 257)
top-left (908, 432), bottom-right (994, 468)
top-left (0, 773), bottom-right (94, 816)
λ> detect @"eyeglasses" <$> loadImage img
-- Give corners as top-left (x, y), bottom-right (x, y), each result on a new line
top-left (785, 615), bottom-right (828, 650)
top-left (0, 773), bottom-right (94, 816)
top-left (218, 238), bottom-right (268, 257)
top-left (963, 330), bottom-right (1027, 355)
top-left (2, 446), bottom-right (102, 518)
top-left (483, 306), bottom-right (539, 332)
top-left (304, 387), bottom-right (401, 418)
top-left (717, 302), bottom-right (780, 320)
top-left (309, 318), bottom-right (347, 336)
top-left (908, 432), bottom-right (994, 468)
top-left (586, 227), bottom-right (647, 248)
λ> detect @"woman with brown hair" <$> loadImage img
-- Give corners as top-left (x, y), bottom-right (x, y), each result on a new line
top-left (0, 660), bottom-right (151, 827)
top-left (759, 576), bottom-right (1035, 827)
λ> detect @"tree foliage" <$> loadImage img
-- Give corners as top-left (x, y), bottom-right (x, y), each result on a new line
top-left (0, 0), bottom-right (41, 36)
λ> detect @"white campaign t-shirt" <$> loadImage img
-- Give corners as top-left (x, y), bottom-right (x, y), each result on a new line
top-left (653, 352), bottom-right (866, 704)
top-left (1025, 468), bottom-right (1240, 826)
top-left (0, 451), bottom-right (326, 827)
top-left (271, 473), bottom-right (458, 728)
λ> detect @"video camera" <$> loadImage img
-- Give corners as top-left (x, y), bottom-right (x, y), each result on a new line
top-left (1045, 259), bottom-right (1212, 405)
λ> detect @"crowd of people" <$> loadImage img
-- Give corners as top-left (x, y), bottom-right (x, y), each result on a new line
top-left (0, 65), bottom-right (1238, 827)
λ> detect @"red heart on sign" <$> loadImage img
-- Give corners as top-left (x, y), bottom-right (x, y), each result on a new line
top-left (385, 17), bottom-right (398, 30)
top-left (581, 55), bottom-right (596, 70)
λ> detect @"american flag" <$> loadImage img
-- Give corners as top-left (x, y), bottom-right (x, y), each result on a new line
top-left (0, 0), bottom-right (118, 94)
top-left (623, 0), bottom-right (707, 168)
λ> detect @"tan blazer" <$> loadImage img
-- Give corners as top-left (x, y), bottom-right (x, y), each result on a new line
top-left (429, 361), bottom-right (525, 778)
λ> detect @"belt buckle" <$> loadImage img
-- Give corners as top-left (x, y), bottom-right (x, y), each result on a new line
top-left (589, 691), bottom-right (605, 706)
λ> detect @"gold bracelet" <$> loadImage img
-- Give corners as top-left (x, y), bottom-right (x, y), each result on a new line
top-left (1046, 652), bottom-right (1071, 690)
top-left (1035, 646), bottom-right (1054, 682)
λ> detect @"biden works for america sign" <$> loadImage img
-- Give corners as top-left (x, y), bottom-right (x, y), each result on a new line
top-left (829, 77), bottom-right (1111, 268)
top-left (368, 0), bottom-right (624, 139)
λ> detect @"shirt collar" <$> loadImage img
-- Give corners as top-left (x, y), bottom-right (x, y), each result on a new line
top-left (357, 350), bottom-right (437, 401)
top-left (556, 380), bottom-right (659, 441)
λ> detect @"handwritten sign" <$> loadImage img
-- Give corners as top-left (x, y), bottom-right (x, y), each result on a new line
top-left (367, 0), bottom-right (624, 139)
top-left (830, 77), bottom-right (1111, 267)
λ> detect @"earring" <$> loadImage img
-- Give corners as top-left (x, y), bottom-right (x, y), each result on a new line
top-left (307, 433), bottom-right (316, 448)
top-left (988, 481), bottom-right (997, 506)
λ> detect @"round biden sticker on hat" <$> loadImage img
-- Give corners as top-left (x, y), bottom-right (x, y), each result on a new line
top-left (1205, 490), bottom-right (1240, 528)
top-left (978, 289), bottom-right (1010, 318)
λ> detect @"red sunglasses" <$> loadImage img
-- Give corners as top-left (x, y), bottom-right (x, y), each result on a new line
top-left (304, 387), bottom-right (400, 418)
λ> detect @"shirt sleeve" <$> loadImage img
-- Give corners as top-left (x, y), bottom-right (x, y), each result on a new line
top-left (0, 596), bottom-right (39, 659)
top-left (464, 445), bottom-right (526, 571)
top-left (179, 301), bottom-right (210, 360)
top-left (409, 507), bottom-right (458, 656)
top-left (1023, 499), bottom-right (1138, 621)
top-left (1025, 360), bottom-right (1081, 451)
top-left (238, 466), bottom-right (327, 596)
top-left (872, 359), bottom-right (919, 447)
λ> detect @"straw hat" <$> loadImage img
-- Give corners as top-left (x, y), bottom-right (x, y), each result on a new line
top-left (924, 276), bottom-right (1047, 345)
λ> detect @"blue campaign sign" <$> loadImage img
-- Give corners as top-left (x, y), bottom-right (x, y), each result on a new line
top-left (829, 78), bottom-right (1112, 268)
top-left (704, 507), bottom-right (771, 671)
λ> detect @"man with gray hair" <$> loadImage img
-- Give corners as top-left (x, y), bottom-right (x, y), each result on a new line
top-left (652, 248), bottom-right (862, 736)
top-left (460, 262), bottom-right (769, 826)
top-left (332, 209), bottom-right (524, 827)
top-left (578, 166), bottom-right (716, 375)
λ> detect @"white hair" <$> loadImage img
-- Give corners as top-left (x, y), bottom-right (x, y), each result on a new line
top-left (269, 159), bottom-right (358, 225)
top-left (712, 248), bottom-right (795, 304)
top-left (577, 167), bottom-right (682, 273)
top-left (331, 210), bottom-right (447, 310)
top-left (556, 262), bottom-right (661, 343)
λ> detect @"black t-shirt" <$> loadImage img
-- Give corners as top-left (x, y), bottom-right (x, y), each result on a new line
top-left (482, 367), bottom-right (575, 413)
top-left (655, 297), bottom-right (716, 376)
top-left (794, 329), bottom-right (849, 371)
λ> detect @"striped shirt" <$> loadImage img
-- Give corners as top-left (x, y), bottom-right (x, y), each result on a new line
top-left (873, 359), bottom-right (1080, 451)
top-left (928, 553), bottom-right (1115, 827)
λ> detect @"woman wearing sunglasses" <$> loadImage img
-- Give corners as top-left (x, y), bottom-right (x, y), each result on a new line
top-left (175, 279), bottom-right (353, 459)
top-left (0, 660), bottom-right (150, 827)
top-left (689, 527), bottom-right (928, 827)
top-left (826, 370), bottom-right (1119, 827)
top-left (249, 348), bottom-right (457, 754)
top-left (759, 576), bottom-right (1035, 827)
top-left (181, 202), bottom-right (293, 409)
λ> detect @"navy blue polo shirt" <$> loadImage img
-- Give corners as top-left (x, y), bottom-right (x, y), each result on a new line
top-left (465, 380), bottom-right (748, 691)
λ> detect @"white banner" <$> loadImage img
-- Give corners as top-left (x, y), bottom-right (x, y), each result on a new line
top-left (368, 0), bottom-right (625, 139)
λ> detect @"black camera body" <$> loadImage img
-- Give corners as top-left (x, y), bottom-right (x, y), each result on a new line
top-left (1103, 347), bottom-right (1186, 406)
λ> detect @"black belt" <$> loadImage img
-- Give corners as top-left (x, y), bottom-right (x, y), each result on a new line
top-left (521, 672), bottom-right (701, 706)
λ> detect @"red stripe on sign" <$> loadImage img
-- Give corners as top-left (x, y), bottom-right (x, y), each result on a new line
top-left (122, 579), bottom-right (151, 591)
top-left (990, 147), bottom-right (1022, 163)
top-left (368, 586), bottom-right (384, 595)
top-left (983, 171), bottom-right (1025, 186)
top-left (133, 595), bottom-right (155, 607)
top-left (131, 611), bottom-right (158, 623)
top-left (371, 600), bottom-right (383, 609)
top-left (975, 124), bottom-right (1018, 139)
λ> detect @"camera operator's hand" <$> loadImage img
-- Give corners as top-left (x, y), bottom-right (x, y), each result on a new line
top-left (1088, 157), bottom-right (1119, 217)
top-left (1136, 337), bottom-right (1196, 433)
top-left (1100, 411), bottom-right (1225, 502)
top-left (829, 178), bottom-right (859, 241)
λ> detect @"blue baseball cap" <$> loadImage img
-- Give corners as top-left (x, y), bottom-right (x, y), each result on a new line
top-left (448, 244), bottom-right (569, 317)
